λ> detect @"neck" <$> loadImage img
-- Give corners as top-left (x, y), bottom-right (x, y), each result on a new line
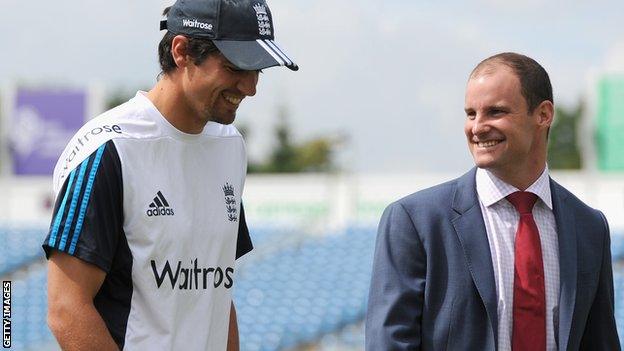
top-left (489, 160), bottom-right (547, 191)
top-left (146, 76), bottom-right (205, 134)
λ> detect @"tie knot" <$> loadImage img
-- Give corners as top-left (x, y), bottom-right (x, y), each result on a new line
top-left (506, 191), bottom-right (538, 214)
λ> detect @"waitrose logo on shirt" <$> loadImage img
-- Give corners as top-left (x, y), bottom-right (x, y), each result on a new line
top-left (150, 259), bottom-right (233, 290)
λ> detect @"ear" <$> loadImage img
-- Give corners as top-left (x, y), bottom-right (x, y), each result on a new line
top-left (171, 35), bottom-right (191, 69)
top-left (535, 100), bottom-right (554, 129)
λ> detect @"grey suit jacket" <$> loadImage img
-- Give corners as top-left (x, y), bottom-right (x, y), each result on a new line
top-left (365, 168), bottom-right (620, 350)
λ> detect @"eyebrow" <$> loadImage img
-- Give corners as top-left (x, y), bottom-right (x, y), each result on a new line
top-left (464, 104), bottom-right (509, 113)
top-left (485, 104), bottom-right (511, 114)
top-left (487, 104), bottom-right (508, 110)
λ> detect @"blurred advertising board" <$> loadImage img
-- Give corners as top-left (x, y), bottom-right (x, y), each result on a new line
top-left (596, 75), bottom-right (624, 171)
top-left (9, 89), bottom-right (86, 175)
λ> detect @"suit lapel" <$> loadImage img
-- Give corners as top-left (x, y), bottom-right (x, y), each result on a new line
top-left (451, 168), bottom-right (498, 346)
top-left (550, 179), bottom-right (577, 351)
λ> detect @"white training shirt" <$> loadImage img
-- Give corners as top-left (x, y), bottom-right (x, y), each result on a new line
top-left (43, 92), bottom-right (252, 350)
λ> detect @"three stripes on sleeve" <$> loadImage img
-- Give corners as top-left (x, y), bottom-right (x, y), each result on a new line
top-left (48, 144), bottom-right (107, 255)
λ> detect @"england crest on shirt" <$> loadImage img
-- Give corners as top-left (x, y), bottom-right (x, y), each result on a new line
top-left (222, 182), bottom-right (237, 222)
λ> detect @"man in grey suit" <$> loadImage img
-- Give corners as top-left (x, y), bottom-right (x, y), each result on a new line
top-left (365, 52), bottom-right (620, 350)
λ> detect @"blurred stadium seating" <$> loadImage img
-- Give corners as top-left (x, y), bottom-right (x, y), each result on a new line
top-left (234, 227), bottom-right (376, 351)
top-left (0, 226), bottom-right (46, 276)
top-left (2, 226), bottom-right (623, 350)
top-left (6, 263), bottom-right (52, 351)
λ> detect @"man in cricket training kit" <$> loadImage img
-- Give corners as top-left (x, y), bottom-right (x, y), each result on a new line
top-left (43, 0), bottom-right (297, 349)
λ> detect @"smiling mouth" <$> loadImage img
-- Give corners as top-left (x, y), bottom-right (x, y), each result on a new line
top-left (223, 93), bottom-right (242, 106)
top-left (476, 140), bottom-right (503, 148)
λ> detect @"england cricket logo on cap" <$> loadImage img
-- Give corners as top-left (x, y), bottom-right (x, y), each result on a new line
top-left (253, 3), bottom-right (271, 36)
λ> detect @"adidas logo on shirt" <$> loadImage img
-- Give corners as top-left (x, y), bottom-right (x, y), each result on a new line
top-left (146, 191), bottom-right (175, 217)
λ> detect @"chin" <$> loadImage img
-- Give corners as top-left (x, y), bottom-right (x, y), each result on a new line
top-left (472, 155), bottom-right (497, 170)
top-left (212, 114), bottom-right (236, 125)
top-left (222, 118), bottom-right (236, 125)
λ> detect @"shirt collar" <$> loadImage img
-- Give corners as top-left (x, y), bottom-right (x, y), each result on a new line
top-left (476, 166), bottom-right (553, 210)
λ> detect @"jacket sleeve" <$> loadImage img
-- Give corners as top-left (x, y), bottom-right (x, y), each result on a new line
top-left (365, 201), bottom-right (426, 351)
top-left (578, 211), bottom-right (621, 350)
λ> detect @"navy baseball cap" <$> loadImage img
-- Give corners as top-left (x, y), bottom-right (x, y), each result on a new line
top-left (160, 0), bottom-right (298, 71)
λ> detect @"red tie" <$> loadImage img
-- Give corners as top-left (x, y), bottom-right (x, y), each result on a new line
top-left (506, 191), bottom-right (546, 351)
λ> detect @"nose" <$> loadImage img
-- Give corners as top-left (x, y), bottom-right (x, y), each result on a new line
top-left (237, 71), bottom-right (259, 97)
top-left (470, 113), bottom-right (490, 136)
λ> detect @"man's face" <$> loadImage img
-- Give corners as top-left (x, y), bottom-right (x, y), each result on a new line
top-left (183, 53), bottom-right (259, 125)
top-left (464, 66), bottom-right (545, 177)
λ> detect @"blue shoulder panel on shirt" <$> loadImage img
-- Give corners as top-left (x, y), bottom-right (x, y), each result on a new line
top-left (58, 155), bottom-right (91, 251)
top-left (49, 168), bottom-right (77, 248)
top-left (69, 144), bottom-right (106, 254)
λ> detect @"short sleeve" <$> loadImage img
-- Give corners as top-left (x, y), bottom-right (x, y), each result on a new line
top-left (43, 140), bottom-right (123, 273)
top-left (235, 202), bottom-right (253, 259)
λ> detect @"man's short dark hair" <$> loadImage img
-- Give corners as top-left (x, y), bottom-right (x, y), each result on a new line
top-left (158, 6), bottom-right (220, 77)
top-left (470, 52), bottom-right (553, 113)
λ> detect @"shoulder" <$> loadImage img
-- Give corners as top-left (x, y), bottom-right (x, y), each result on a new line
top-left (550, 179), bottom-right (605, 222)
top-left (79, 95), bottom-right (159, 140)
top-left (379, 175), bottom-right (464, 232)
top-left (391, 176), bottom-right (460, 214)
top-left (66, 93), bottom-right (164, 147)
top-left (550, 179), bottom-right (610, 241)
top-left (399, 177), bottom-right (459, 204)
top-left (53, 96), bottom-right (162, 193)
